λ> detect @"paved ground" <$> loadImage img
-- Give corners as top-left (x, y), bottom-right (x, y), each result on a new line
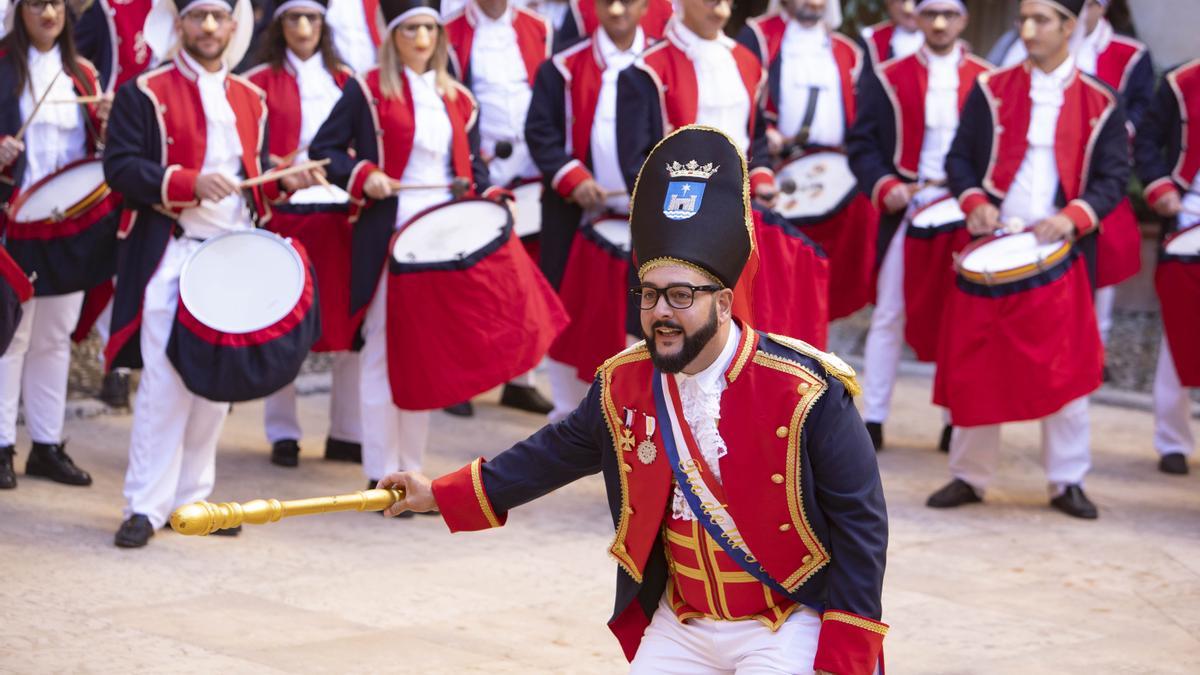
top-left (1, 369), bottom-right (1198, 674)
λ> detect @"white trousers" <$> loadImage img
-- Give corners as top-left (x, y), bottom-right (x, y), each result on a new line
top-left (948, 395), bottom-right (1091, 493)
top-left (546, 358), bottom-right (590, 424)
top-left (862, 217), bottom-right (907, 424)
top-left (263, 351), bottom-right (363, 444)
top-left (360, 273), bottom-right (430, 481)
top-left (0, 292), bottom-right (84, 446)
top-left (123, 238), bottom-right (229, 528)
top-left (1153, 337), bottom-right (1195, 457)
top-left (629, 599), bottom-right (822, 675)
top-left (1094, 286), bottom-right (1115, 346)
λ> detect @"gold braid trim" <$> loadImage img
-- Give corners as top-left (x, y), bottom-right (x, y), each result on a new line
top-left (823, 610), bottom-right (889, 636)
top-left (766, 333), bottom-right (861, 397)
top-left (638, 257), bottom-right (723, 285)
top-left (470, 458), bottom-right (501, 529)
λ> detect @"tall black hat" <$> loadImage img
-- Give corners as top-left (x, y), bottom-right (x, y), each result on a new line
top-left (1021, 0), bottom-right (1085, 18)
top-left (272, 0), bottom-right (330, 19)
top-left (173, 0), bottom-right (236, 11)
top-left (381, 0), bottom-right (441, 31)
top-left (630, 125), bottom-right (754, 289)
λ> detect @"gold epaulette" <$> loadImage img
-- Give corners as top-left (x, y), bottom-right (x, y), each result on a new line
top-left (766, 333), bottom-right (861, 397)
top-left (595, 340), bottom-right (649, 377)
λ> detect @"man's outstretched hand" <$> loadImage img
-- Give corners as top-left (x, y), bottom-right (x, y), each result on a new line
top-left (377, 472), bottom-right (437, 517)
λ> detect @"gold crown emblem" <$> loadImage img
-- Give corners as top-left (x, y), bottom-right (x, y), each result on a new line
top-left (665, 159), bottom-right (719, 180)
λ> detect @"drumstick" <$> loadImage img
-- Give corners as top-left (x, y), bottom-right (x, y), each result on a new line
top-left (271, 145), bottom-right (308, 167)
top-left (239, 159), bottom-right (330, 190)
top-left (46, 94), bottom-right (107, 105)
top-left (14, 69), bottom-right (64, 142)
top-left (313, 171), bottom-right (339, 200)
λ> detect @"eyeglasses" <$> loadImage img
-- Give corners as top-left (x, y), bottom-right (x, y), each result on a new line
top-left (282, 12), bottom-right (323, 26)
top-left (630, 284), bottom-right (723, 310)
top-left (181, 9), bottom-right (234, 25)
top-left (22, 0), bottom-right (65, 12)
top-left (396, 22), bottom-right (439, 38)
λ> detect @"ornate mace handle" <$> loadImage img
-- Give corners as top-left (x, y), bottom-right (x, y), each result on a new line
top-left (169, 488), bottom-right (406, 536)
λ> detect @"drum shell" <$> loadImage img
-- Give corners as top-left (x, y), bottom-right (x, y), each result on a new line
top-left (547, 223), bottom-right (630, 382)
top-left (1094, 197), bottom-right (1141, 288)
top-left (903, 221), bottom-right (970, 362)
top-left (167, 239), bottom-right (321, 403)
top-left (267, 202), bottom-right (355, 352)
top-left (934, 254), bottom-right (1103, 426)
top-left (5, 190), bottom-right (120, 296)
top-left (386, 221), bottom-right (568, 410)
top-left (1155, 247), bottom-right (1200, 387)
top-left (749, 209), bottom-right (830, 349)
top-left (0, 245), bottom-right (33, 356)
top-left (791, 192), bottom-right (878, 320)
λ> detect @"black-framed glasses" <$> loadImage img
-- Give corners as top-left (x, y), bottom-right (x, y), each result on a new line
top-left (631, 284), bottom-right (723, 310)
top-left (23, 0), bottom-right (65, 12)
top-left (282, 11), bottom-right (323, 26)
top-left (182, 9), bottom-right (233, 24)
top-left (396, 21), bottom-right (440, 38)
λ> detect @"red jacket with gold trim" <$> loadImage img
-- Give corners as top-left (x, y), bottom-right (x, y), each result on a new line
top-left (430, 325), bottom-right (888, 674)
top-left (858, 19), bottom-right (896, 66)
top-left (75, 0), bottom-right (155, 92)
top-left (445, 2), bottom-right (552, 88)
top-left (945, 62), bottom-right (1130, 239)
top-left (1135, 59), bottom-right (1200, 218)
top-left (101, 55), bottom-right (284, 369)
top-left (553, 0), bottom-right (672, 48)
top-left (615, 22), bottom-right (774, 196)
top-left (244, 61), bottom-right (355, 163)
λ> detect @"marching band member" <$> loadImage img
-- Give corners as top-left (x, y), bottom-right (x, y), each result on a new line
top-left (737, 0), bottom-right (877, 321)
top-left (526, 0), bottom-right (646, 420)
top-left (246, 0), bottom-right (363, 467)
top-left (377, 125), bottom-right (888, 675)
top-left (858, 0), bottom-right (923, 67)
top-left (443, 0), bottom-right (555, 416)
top-left (847, 0), bottom-right (990, 451)
top-left (75, 0), bottom-right (156, 92)
top-left (104, 0), bottom-right (317, 547)
top-left (1134, 56), bottom-right (1200, 477)
top-left (325, 0), bottom-right (381, 74)
top-left (309, 0), bottom-right (503, 499)
top-left (552, 0), bottom-right (671, 50)
top-left (0, 0), bottom-right (106, 490)
top-left (928, 0), bottom-right (1129, 519)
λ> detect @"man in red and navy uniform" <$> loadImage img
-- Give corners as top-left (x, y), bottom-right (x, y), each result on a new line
top-left (927, 0), bottom-right (1129, 520)
top-left (552, 0), bottom-right (670, 50)
top-left (102, 0), bottom-right (318, 547)
top-left (1134, 57), bottom-right (1200, 477)
top-left (847, 0), bottom-right (990, 451)
top-left (858, 0), bottom-right (923, 67)
top-left (377, 125), bottom-right (888, 675)
top-left (737, 0), bottom-right (877, 321)
top-left (75, 0), bottom-right (156, 92)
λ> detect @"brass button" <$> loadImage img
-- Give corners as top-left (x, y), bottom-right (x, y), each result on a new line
top-left (775, 426), bottom-right (788, 439)
top-left (770, 473), bottom-right (784, 484)
top-left (802, 554), bottom-right (813, 564)
top-left (796, 383), bottom-right (810, 393)
top-left (166, 136), bottom-right (174, 145)
top-left (621, 463), bottom-right (633, 473)
top-left (625, 506), bottom-right (635, 515)
top-left (778, 523), bottom-right (792, 532)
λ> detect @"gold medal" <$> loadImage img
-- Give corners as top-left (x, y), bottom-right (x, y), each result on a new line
top-left (636, 439), bottom-right (658, 465)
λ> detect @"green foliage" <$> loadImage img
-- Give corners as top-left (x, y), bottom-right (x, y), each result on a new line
top-left (839, 0), bottom-right (890, 36)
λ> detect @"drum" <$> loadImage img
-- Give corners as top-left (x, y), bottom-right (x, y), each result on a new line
top-left (773, 151), bottom-right (857, 225)
top-left (1155, 225), bottom-right (1200, 386)
top-left (385, 198), bottom-right (568, 410)
top-left (511, 178), bottom-right (543, 261)
top-left (749, 208), bottom-right (830, 349)
top-left (548, 214), bottom-right (632, 382)
top-left (167, 229), bottom-right (320, 402)
top-left (903, 194), bottom-right (970, 361)
top-left (5, 158), bottom-right (120, 296)
top-left (266, 185), bottom-right (355, 352)
top-left (0, 245), bottom-right (34, 356)
top-left (934, 232), bottom-right (1102, 427)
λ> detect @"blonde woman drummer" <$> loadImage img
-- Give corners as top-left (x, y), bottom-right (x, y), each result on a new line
top-left (309, 0), bottom-right (501, 504)
top-left (0, 0), bottom-right (108, 490)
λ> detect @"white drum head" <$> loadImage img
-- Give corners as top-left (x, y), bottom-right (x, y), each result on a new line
top-left (1165, 225), bottom-right (1200, 256)
top-left (179, 230), bottom-right (306, 334)
top-left (960, 232), bottom-right (1065, 274)
top-left (774, 152), bottom-right (856, 220)
top-left (911, 198), bottom-right (965, 229)
top-left (13, 160), bottom-right (106, 223)
top-left (288, 183), bottom-right (349, 205)
top-left (512, 181), bottom-right (542, 238)
top-left (392, 200), bottom-right (510, 264)
top-left (591, 217), bottom-right (631, 254)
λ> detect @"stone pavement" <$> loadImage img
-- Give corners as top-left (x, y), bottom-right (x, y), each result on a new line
top-left (1, 370), bottom-right (1198, 674)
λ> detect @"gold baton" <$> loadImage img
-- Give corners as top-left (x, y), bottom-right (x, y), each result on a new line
top-left (169, 488), bottom-right (406, 536)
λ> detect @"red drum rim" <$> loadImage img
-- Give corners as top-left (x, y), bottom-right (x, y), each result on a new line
top-left (9, 157), bottom-right (111, 226)
top-left (954, 233), bottom-right (1073, 286)
top-left (0, 247), bottom-right (33, 303)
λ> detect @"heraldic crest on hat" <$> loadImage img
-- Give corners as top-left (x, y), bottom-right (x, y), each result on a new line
top-left (662, 160), bottom-right (720, 221)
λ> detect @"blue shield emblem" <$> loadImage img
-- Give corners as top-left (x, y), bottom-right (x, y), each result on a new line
top-left (662, 181), bottom-right (706, 220)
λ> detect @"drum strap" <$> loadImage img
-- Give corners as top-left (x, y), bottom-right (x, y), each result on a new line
top-left (795, 86), bottom-right (821, 149)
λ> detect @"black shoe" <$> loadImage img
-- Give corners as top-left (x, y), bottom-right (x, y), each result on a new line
top-left (499, 383), bottom-right (553, 415)
top-left (926, 479), bottom-right (982, 508)
top-left (0, 445), bottom-right (15, 489)
top-left (443, 401), bottom-right (474, 417)
top-left (99, 370), bottom-right (131, 408)
top-left (938, 425), bottom-right (952, 453)
top-left (270, 439), bottom-right (300, 468)
top-left (324, 437), bottom-right (362, 463)
top-left (26, 441), bottom-right (92, 486)
top-left (210, 525), bottom-right (242, 536)
top-left (865, 422), bottom-right (883, 451)
top-left (114, 514), bottom-right (154, 548)
top-left (1050, 485), bottom-right (1098, 520)
top-left (1158, 453), bottom-right (1189, 475)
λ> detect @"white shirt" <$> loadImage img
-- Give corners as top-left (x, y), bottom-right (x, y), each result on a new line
top-left (1073, 18), bottom-right (1113, 77)
top-left (670, 20), bottom-right (751, 154)
top-left (19, 46), bottom-right (87, 189)
top-left (1001, 56), bottom-right (1075, 226)
top-left (777, 19), bottom-right (845, 148)
top-left (395, 67), bottom-right (455, 226)
top-left (287, 50), bottom-right (342, 156)
top-left (469, 1), bottom-right (539, 184)
top-left (590, 26), bottom-right (645, 212)
top-left (176, 50), bottom-right (252, 239)
top-left (670, 322), bottom-right (741, 521)
top-left (326, 0), bottom-right (377, 74)
top-left (918, 47), bottom-right (961, 183)
top-left (890, 25), bottom-right (924, 60)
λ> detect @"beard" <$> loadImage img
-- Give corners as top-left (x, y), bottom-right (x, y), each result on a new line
top-left (182, 34), bottom-right (230, 63)
top-left (794, 7), bottom-right (825, 23)
top-left (645, 304), bottom-right (720, 374)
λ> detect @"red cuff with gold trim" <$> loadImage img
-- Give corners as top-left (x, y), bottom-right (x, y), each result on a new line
top-left (1061, 199), bottom-right (1099, 237)
top-left (813, 610), bottom-right (887, 675)
top-left (958, 188), bottom-right (990, 218)
top-left (872, 175), bottom-right (903, 212)
top-left (552, 159), bottom-right (593, 199)
top-left (749, 167), bottom-right (776, 197)
top-left (1144, 177), bottom-right (1179, 208)
top-left (164, 166), bottom-right (200, 208)
top-left (348, 160), bottom-right (380, 204)
top-left (431, 458), bottom-right (507, 533)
